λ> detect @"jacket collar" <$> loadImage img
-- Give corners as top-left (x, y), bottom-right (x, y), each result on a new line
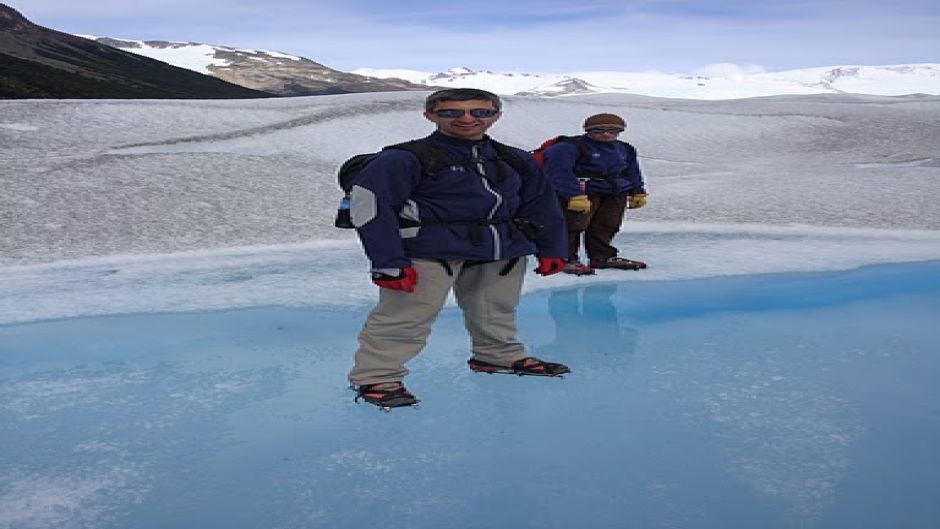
top-left (429, 130), bottom-right (491, 148)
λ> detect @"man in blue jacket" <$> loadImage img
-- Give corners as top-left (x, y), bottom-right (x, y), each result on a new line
top-left (347, 88), bottom-right (570, 409)
top-left (543, 113), bottom-right (648, 275)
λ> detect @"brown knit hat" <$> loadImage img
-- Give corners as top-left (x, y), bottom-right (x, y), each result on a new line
top-left (583, 113), bottom-right (626, 130)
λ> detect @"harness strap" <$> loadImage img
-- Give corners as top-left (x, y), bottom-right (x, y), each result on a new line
top-left (399, 217), bottom-right (513, 227)
top-left (437, 259), bottom-right (454, 276)
top-left (461, 257), bottom-right (521, 276)
top-left (499, 257), bottom-right (520, 276)
top-left (399, 217), bottom-right (514, 246)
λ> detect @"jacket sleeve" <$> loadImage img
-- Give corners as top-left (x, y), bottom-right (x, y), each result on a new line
top-left (513, 152), bottom-right (568, 259)
top-left (542, 142), bottom-right (583, 198)
top-left (622, 143), bottom-right (646, 195)
top-left (349, 149), bottom-right (421, 271)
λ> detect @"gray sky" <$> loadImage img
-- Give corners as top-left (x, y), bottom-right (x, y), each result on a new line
top-left (13, 0), bottom-right (940, 73)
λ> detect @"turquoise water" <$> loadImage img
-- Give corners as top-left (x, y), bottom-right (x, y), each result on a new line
top-left (2, 261), bottom-right (939, 529)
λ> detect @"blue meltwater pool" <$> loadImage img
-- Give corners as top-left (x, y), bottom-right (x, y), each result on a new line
top-left (2, 261), bottom-right (939, 529)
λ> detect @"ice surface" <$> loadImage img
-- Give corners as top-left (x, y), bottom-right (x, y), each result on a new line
top-left (1, 261), bottom-right (938, 529)
top-left (2, 92), bottom-right (940, 528)
top-left (3, 91), bottom-right (940, 269)
top-left (2, 91), bottom-right (940, 324)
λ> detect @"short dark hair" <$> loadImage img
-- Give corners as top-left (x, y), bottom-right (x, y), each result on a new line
top-left (425, 88), bottom-right (502, 112)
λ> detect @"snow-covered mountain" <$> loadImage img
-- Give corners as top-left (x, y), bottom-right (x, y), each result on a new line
top-left (77, 35), bottom-right (431, 96)
top-left (354, 64), bottom-right (940, 99)
top-left (75, 33), bottom-right (939, 100)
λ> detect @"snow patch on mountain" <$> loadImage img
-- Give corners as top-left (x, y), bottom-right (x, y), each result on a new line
top-left (75, 35), bottom-right (302, 75)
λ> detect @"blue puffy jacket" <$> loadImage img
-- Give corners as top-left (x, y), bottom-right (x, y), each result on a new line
top-left (543, 135), bottom-right (646, 198)
top-left (349, 132), bottom-right (567, 271)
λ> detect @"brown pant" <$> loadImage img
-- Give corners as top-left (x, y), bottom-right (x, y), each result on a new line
top-left (560, 193), bottom-right (628, 262)
top-left (348, 257), bottom-right (529, 386)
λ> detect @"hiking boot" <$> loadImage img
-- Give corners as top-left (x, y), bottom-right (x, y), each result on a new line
top-left (562, 260), bottom-right (595, 276)
top-left (352, 382), bottom-right (420, 410)
top-left (468, 357), bottom-right (571, 377)
top-left (590, 257), bottom-right (647, 270)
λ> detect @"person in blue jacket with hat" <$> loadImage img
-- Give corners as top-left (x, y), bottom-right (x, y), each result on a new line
top-left (543, 112), bottom-right (649, 276)
top-left (346, 88), bottom-right (570, 410)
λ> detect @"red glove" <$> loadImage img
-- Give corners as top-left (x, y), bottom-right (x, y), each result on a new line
top-left (534, 257), bottom-right (565, 276)
top-left (372, 267), bottom-right (418, 293)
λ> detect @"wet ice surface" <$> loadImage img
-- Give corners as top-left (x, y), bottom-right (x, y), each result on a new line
top-left (2, 260), bottom-right (939, 529)
top-left (3, 225), bottom-right (940, 326)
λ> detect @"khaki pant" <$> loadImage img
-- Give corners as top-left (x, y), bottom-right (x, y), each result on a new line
top-left (348, 257), bottom-right (529, 385)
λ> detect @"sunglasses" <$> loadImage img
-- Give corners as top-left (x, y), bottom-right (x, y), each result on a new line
top-left (433, 108), bottom-right (499, 118)
top-left (587, 128), bottom-right (624, 134)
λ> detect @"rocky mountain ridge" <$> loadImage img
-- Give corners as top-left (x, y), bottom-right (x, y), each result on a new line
top-left (0, 3), bottom-right (272, 99)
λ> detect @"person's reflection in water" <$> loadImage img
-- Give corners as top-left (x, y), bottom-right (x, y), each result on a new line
top-left (544, 283), bottom-right (638, 357)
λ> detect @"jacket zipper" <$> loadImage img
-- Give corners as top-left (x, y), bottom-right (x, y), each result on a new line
top-left (472, 144), bottom-right (502, 261)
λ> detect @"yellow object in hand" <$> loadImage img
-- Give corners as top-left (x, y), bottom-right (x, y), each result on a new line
top-left (628, 193), bottom-right (647, 209)
top-left (567, 194), bottom-right (592, 213)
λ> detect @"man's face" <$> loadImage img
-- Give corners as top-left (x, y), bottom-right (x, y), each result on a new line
top-left (585, 128), bottom-right (624, 143)
top-left (424, 99), bottom-right (501, 140)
